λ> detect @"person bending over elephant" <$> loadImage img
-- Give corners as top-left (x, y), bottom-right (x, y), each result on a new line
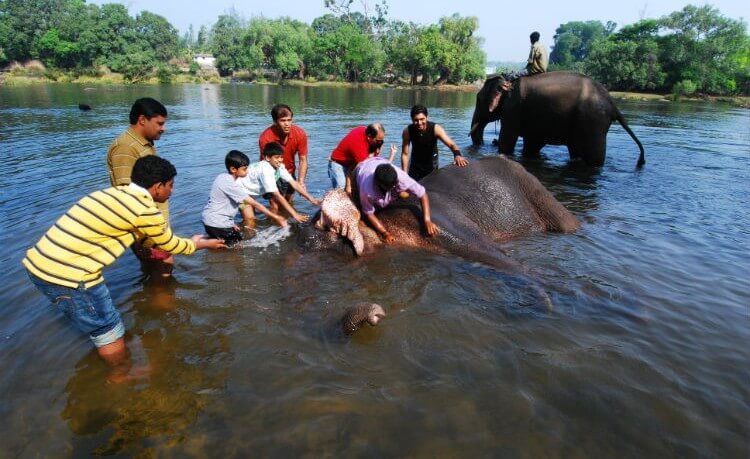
top-left (354, 156), bottom-right (438, 244)
top-left (401, 104), bottom-right (468, 182)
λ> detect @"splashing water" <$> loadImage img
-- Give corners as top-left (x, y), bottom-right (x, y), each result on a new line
top-left (236, 224), bottom-right (291, 250)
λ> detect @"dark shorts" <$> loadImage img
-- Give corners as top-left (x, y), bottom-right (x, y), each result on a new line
top-left (263, 177), bottom-right (293, 200)
top-left (408, 155), bottom-right (438, 182)
top-left (203, 225), bottom-right (243, 246)
top-left (132, 242), bottom-right (173, 276)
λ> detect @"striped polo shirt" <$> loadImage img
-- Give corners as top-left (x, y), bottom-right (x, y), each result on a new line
top-left (23, 184), bottom-right (196, 289)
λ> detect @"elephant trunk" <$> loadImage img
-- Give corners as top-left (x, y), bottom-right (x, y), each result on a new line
top-left (341, 303), bottom-right (386, 335)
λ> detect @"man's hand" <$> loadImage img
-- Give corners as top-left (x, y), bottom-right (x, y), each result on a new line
top-left (272, 215), bottom-right (289, 227)
top-left (192, 235), bottom-right (228, 250)
top-left (453, 155), bottom-right (469, 167)
top-left (424, 219), bottom-right (439, 237)
top-left (292, 212), bottom-right (310, 223)
top-left (381, 230), bottom-right (395, 244)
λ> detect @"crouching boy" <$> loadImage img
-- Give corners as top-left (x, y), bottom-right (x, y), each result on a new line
top-left (202, 150), bottom-right (288, 246)
top-left (239, 142), bottom-right (320, 228)
top-left (23, 156), bottom-right (227, 372)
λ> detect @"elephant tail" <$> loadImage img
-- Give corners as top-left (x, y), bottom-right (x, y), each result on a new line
top-left (615, 110), bottom-right (646, 168)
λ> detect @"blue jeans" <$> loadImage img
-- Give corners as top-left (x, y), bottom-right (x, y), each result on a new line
top-left (27, 272), bottom-right (124, 347)
top-left (328, 160), bottom-right (349, 189)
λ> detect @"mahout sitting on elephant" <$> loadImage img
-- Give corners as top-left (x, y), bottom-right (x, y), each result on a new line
top-left (470, 71), bottom-right (645, 168)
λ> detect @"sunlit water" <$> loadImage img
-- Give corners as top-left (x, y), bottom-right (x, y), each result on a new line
top-left (1, 84), bottom-right (748, 457)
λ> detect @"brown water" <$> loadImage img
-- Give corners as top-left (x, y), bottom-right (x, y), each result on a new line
top-left (1, 84), bottom-right (748, 457)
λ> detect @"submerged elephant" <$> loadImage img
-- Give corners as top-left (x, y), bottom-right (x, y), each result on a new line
top-left (298, 156), bottom-right (579, 270)
top-left (470, 71), bottom-right (645, 168)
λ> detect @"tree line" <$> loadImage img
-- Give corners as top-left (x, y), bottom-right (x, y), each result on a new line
top-left (0, 0), bottom-right (485, 85)
top-left (548, 5), bottom-right (749, 96)
top-left (0, 1), bottom-right (747, 95)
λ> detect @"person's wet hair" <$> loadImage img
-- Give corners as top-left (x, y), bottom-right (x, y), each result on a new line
top-left (374, 164), bottom-right (398, 190)
top-left (131, 155), bottom-right (176, 188)
top-left (225, 150), bottom-right (249, 171)
top-left (366, 123), bottom-right (384, 138)
top-left (129, 97), bottom-right (167, 124)
top-left (271, 103), bottom-right (293, 121)
top-left (410, 104), bottom-right (428, 118)
top-left (263, 142), bottom-right (284, 157)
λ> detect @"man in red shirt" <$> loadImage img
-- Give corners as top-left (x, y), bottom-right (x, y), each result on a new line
top-left (328, 123), bottom-right (395, 194)
top-left (258, 104), bottom-right (309, 211)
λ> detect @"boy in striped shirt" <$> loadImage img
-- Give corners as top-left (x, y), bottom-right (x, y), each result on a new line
top-left (23, 156), bottom-right (226, 377)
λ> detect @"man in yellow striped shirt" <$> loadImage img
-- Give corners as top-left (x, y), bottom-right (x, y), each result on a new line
top-left (24, 156), bottom-right (226, 374)
top-left (107, 97), bottom-right (175, 277)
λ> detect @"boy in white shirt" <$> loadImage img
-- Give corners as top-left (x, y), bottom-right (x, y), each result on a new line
top-left (240, 142), bottom-right (320, 228)
top-left (202, 150), bottom-right (287, 245)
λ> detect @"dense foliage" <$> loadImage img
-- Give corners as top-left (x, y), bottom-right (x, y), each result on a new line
top-left (0, 0), bottom-right (485, 85)
top-left (550, 5), bottom-right (749, 95)
top-left (0, 1), bottom-right (746, 94)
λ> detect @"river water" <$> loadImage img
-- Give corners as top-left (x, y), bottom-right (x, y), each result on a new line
top-left (0, 83), bottom-right (748, 457)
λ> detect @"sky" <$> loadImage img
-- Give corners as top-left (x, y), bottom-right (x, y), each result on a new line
top-left (90, 0), bottom-right (749, 61)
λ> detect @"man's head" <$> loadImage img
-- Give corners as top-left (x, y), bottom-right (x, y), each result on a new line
top-left (131, 155), bottom-right (177, 203)
top-left (129, 97), bottom-right (167, 142)
top-left (225, 150), bottom-right (250, 176)
top-left (530, 31), bottom-right (540, 44)
top-left (410, 104), bottom-right (429, 132)
top-left (374, 163), bottom-right (398, 193)
top-left (262, 142), bottom-right (285, 169)
top-left (271, 103), bottom-right (294, 135)
top-left (365, 123), bottom-right (385, 153)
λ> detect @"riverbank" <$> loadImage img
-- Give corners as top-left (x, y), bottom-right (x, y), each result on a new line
top-left (2, 71), bottom-right (747, 107)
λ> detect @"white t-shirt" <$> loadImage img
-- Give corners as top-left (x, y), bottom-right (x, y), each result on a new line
top-left (239, 160), bottom-right (293, 196)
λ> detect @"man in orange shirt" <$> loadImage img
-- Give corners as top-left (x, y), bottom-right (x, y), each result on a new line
top-left (258, 103), bottom-right (309, 212)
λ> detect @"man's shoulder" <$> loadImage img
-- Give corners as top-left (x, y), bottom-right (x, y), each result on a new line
top-left (108, 127), bottom-right (153, 155)
top-left (290, 124), bottom-right (308, 136)
top-left (259, 125), bottom-right (278, 139)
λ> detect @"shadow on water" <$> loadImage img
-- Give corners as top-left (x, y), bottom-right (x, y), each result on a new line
top-left (62, 277), bottom-right (231, 455)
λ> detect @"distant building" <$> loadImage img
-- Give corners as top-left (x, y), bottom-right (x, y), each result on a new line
top-left (193, 54), bottom-right (216, 69)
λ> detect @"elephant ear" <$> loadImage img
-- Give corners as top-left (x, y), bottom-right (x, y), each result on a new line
top-left (489, 90), bottom-right (503, 113)
top-left (316, 189), bottom-right (365, 256)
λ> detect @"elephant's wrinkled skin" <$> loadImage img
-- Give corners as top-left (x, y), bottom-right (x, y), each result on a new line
top-left (298, 156), bottom-right (579, 270)
top-left (470, 71), bottom-right (645, 168)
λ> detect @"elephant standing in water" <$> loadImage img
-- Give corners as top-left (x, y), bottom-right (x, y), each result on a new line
top-left (470, 71), bottom-right (645, 168)
top-left (298, 156), bottom-right (579, 271)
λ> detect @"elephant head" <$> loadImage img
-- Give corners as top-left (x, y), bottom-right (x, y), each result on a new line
top-left (469, 74), bottom-right (508, 145)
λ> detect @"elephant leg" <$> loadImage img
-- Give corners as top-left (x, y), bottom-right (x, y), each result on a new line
top-left (569, 129), bottom-right (606, 166)
top-left (498, 130), bottom-right (519, 156)
top-left (521, 138), bottom-right (544, 156)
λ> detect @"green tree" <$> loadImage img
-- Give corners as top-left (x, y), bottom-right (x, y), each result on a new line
top-left (36, 28), bottom-right (80, 67)
top-left (0, 0), bottom-right (67, 63)
top-left (550, 20), bottom-right (616, 70)
top-left (242, 17), bottom-right (313, 79)
top-left (434, 14), bottom-right (484, 84)
top-left (585, 38), bottom-right (665, 91)
top-left (87, 3), bottom-right (137, 71)
top-left (135, 11), bottom-right (179, 62)
top-left (209, 12), bottom-right (247, 75)
top-left (380, 20), bottom-right (422, 83)
top-left (585, 19), bottom-right (665, 91)
top-left (658, 5), bottom-right (748, 94)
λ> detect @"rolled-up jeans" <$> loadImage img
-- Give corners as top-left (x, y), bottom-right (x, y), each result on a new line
top-left (27, 272), bottom-right (124, 347)
top-left (328, 160), bottom-right (349, 189)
